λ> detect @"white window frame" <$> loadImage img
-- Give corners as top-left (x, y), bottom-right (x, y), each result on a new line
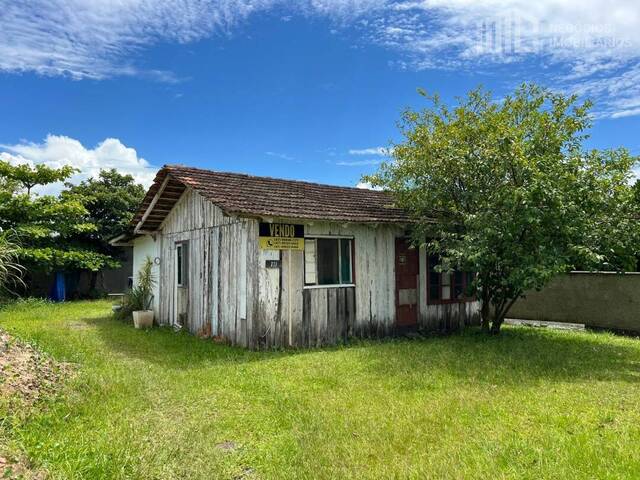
top-left (303, 236), bottom-right (354, 289)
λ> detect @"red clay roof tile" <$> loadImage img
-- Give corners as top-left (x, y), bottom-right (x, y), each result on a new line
top-left (132, 165), bottom-right (408, 231)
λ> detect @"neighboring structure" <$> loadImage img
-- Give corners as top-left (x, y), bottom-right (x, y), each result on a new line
top-left (509, 271), bottom-right (640, 333)
top-left (120, 165), bottom-right (480, 348)
top-left (28, 247), bottom-right (133, 300)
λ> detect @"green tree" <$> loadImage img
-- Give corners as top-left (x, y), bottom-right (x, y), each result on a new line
top-left (62, 169), bottom-right (145, 289)
top-left (0, 161), bottom-right (117, 276)
top-left (367, 84), bottom-right (639, 334)
top-left (0, 161), bottom-right (76, 195)
top-left (62, 169), bottom-right (145, 253)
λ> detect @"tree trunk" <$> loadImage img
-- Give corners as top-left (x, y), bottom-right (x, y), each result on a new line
top-left (490, 316), bottom-right (504, 334)
top-left (481, 306), bottom-right (490, 332)
top-left (480, 287), bottom-right (490, 332)
top-left (491, 296), bottom-right (519, 335)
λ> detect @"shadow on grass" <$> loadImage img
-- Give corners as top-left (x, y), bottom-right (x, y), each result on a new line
top-left (88, 315), bottom-right (640, 385)
top-left (361, 326), bottom-right (640, 386)
top-left (88, 316), bottom-right (292, 367)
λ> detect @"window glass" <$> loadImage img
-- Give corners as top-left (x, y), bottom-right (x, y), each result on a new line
top-left (304, 238), bottom-right (354, 286)
top-left (317, 238), bottom-right (339, 285)
top-left (428, 254), bottom-right (474, 303)
top-left (176, 242), bottom-right (188, 287)
top-left (176, 244), bottom-right (183, 286)
top-left (340, 239), bottom-right (352, 284)
top-left (454, 271), bottom-right (465, 299)
top-left (441, 272), bottom-right (451, 300)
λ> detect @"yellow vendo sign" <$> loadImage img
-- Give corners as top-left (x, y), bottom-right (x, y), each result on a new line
top-left (258, 222), bottom-right (304, 250)
top-left (259, 237), bottom-right (304, 250)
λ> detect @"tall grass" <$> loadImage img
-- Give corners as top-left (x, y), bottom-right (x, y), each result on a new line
top-left (0, 231), bottom-right (24, 296)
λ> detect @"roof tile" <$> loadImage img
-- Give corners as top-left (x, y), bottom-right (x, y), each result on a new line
top-left (132, 165), bottom-right (408, 229)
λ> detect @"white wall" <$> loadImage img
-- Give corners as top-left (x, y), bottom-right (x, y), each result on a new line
top-left (132, 235), bottom-right (160, 315)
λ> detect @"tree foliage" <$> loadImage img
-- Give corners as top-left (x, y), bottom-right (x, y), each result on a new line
top-left (0, 161), bottom-right (77, 195)
top-left (367, 84), bottom-right (640, 333)
top-left (62, 169), bottom-right (145, 257)
top-left (0, 162), bottom-right (143, 276)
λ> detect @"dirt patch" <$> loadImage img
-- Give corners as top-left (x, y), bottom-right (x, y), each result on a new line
top-left (0, 454), bottom-right (46, 480)
top-left (0, 329), bottom-right (73, 479)
top-left (215, 441), bottom-right (238, 452)
top-left (66, 321), bottom-right (94, 330)
top-left (0, 329), bottom-right (73, 407)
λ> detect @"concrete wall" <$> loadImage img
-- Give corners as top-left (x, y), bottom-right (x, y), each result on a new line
top-left (509, 272), bottom-right (640, 332)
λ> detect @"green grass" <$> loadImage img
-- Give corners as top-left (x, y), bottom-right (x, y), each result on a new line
top-left (2, 300), bottom-right (640, 479)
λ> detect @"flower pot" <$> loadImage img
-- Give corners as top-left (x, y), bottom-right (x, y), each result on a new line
top-left (133, 310), bottom-right (154, 329)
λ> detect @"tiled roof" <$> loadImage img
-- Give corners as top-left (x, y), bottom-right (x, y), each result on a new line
top-left (132, 165), bottom-right (408, 231)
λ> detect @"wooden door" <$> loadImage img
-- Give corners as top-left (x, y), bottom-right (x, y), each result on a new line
top-left (395, 238), bottom-right (419, 327)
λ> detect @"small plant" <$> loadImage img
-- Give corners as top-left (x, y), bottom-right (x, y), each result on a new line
top-left (136, 256), bottom-right (156, 311)
top-left (115, 256), bottom-right (156, 321)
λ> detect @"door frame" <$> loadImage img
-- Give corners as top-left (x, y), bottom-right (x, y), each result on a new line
top-left (394, 237), bottom-right (420, 327)
top-left (174, 240), bottom-right (188, 327)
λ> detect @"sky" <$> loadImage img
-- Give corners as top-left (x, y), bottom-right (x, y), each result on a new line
top-left (1, 0), bottom-right (640, 194)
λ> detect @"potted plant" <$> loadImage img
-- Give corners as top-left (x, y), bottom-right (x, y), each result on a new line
top-left (131, 256), bottom-right (156, 329)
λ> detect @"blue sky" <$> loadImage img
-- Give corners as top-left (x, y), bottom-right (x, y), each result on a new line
top-left (1, 1), bottom-right (639, 192)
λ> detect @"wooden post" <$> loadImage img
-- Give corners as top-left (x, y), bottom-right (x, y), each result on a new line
top-left (288, 251), bottom-right (293, 347)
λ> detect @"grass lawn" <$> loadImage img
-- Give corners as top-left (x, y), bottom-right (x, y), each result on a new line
top-left (2, 300), bottom-right (640, 479)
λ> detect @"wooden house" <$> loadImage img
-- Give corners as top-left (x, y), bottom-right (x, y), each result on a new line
top-left (124, 165), bottom-right (480, 348)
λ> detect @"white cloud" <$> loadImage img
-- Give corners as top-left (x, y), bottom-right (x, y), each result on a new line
top-left (336, 159), bottom-right (382, 166)
top-left (348, 146), bottom-right (392, 156)
top-left (4, 1), bottom-right (640, 116)
top-left (364, 0), bottom-right (640, 117)
top-left (265, 151), bottom-right (295, 161)
top-left (0, 0), bottom-right (383, 80)
top-left (355, 181), bottom-right (383, 190)
top-left (0, 135), bottom-right (155, 195)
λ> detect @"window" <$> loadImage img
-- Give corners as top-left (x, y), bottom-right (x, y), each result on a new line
top-left (176, 241), bottom-right (188, 287)
top-left (304, 238), bottom-right (353, 286)
top-left (428, 255), bottom-right (474, 304)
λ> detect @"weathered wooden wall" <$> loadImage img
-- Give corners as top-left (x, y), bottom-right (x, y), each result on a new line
top-left (214, 218), bottom-right (259, 346)
top-left (158, 188), bottom-right (217, 334)
top-left (142, 190), bottom-right (481, 349)
top-left (251, 222), bottom-right (401, 348)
